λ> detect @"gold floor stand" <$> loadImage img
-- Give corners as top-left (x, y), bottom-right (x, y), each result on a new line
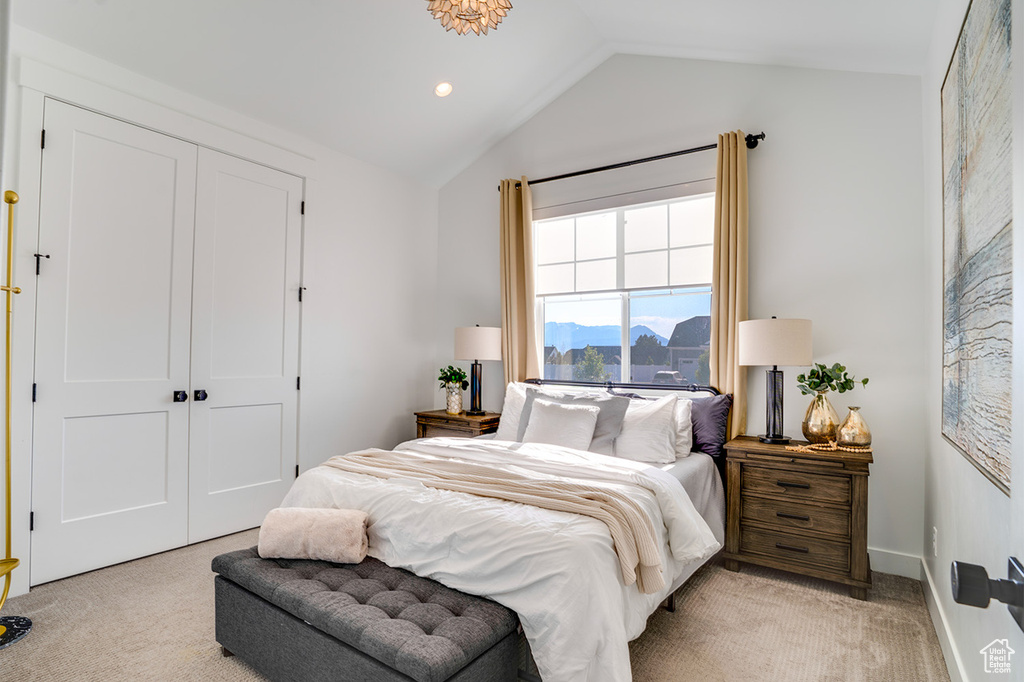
top-left (0, 192), bottom-right (30, 649)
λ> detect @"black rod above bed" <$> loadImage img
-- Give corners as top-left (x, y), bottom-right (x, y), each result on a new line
top-left (524, 378), bottom-right (721, 395)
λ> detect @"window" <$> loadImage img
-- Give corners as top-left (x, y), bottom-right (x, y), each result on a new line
top-left (535, 191), bottom-right (714, 385)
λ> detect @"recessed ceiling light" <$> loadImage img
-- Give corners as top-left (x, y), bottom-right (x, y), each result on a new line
top-left (435, 82), bottom-right (453, 98)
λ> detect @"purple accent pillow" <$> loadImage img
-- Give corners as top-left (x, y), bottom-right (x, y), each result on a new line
top-left (690, 394), bottom-right (733, 457)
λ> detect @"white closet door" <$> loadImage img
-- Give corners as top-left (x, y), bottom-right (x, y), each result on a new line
top-left (31, 100), bottom-right (197, 584)
top-left (188, 148), bottom-right (302, 543)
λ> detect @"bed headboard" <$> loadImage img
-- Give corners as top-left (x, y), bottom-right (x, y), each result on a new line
top-left (524, 378), bottom-right (731, 478)
top-left (524, 378), bottom-right (721, 396)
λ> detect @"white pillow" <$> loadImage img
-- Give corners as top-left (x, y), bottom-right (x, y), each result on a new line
top-left (521, 398), bottom-right (600, 451)
top-left (495, 382), bottom-right (572, 441)
top-left (614, 395), bottom-right (677, 464)
top-left (673, 397), bottom-right (694, 458)
top-left (494, 382), bottom-right (529, 441)
top-left (516, 388), bottom-right (630, 456)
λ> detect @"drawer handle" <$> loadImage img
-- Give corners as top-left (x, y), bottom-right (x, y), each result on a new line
top-left (776, 511), bottom-right (811, 521)
top-left (776, 480), bottom-right (811, 489)
top-left (775, 542), bottom-right (810, 554)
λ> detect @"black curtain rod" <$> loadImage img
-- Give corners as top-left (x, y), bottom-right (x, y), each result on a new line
top-left (505, 132), bottom-right (765, 190)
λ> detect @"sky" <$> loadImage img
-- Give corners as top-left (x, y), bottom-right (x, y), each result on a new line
top-left (544, 289), bottom-right (711, 339)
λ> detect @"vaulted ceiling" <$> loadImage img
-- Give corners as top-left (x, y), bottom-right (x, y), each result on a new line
top-left (13, 0), bottom-right (939, 185)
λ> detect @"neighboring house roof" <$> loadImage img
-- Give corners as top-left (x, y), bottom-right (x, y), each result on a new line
top-left (630, 342), bottom-right (669, 365)
top-left (563, 346), bottom-right (622, 365)
top-left (668, 316), bottom-right (711, 349)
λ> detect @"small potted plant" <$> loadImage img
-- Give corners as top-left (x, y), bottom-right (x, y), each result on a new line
top-left (796, 363), bottom-right (869, 444)
top-left (438, 365), bottom-right (469, 415)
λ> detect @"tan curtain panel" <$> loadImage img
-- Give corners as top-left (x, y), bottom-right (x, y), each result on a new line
top-left (499, 177), bottom-right (540, 384)
top-left (710, 131), bottom-right (749, 439)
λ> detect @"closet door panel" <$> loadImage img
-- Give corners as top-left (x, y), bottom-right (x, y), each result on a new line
top-left (31, 100), bottom-right (197, 584)
top-left (188, 148), bottom-right (302, 542)
top-left (207, 170), bottom-right (289, 378)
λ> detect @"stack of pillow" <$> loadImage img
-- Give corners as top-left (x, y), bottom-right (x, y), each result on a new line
top-left (494, 383), bottom-right (732, 464)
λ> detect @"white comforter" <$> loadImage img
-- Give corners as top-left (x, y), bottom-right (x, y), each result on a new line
top-left (281, 437), bottom-right (721, 682)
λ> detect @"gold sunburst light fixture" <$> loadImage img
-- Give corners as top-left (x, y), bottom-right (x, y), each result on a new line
top-left (426, 0), bottom-right (512, 35)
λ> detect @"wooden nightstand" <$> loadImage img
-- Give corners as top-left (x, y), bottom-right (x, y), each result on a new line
top-left (415, 410), bottom-right (501, 439)
top-left (722, 436), bottom-right (873, 600)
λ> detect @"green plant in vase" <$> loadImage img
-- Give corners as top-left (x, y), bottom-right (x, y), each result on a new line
top-left (438, 365), bottom-right (469, 415)
top-left (795, 363), bottom-right (869, 444)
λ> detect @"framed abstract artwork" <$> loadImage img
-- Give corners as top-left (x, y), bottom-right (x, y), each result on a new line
top-left (941, 0), bottom-right (1012, 494)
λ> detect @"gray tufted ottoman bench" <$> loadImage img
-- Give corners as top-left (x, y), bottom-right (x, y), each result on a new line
top-left (212, 548), bottom-right (520, 682)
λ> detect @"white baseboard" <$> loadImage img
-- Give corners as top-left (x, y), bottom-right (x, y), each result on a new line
top-left (868, 547), bottom-right (921, 578)
top-left (921, 558), bottom-right (968, 682)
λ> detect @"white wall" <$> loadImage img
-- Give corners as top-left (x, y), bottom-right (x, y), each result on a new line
top-left (0, 27), bottom-right (439, 597)
top-left (921, 1), bottom-right (1024, 679)
top-left (437, 54), bottom-right (928, 574)
top-left (300, 153), bottom-right (439, 465)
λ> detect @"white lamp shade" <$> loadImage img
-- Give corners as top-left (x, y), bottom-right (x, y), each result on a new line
top-left (454, 326), bottom-right (502, 361)
top-left (737, 319), bottom-right (813, 367)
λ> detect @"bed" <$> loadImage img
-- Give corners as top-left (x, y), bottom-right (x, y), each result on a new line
top-left (279, 381), bottom-right (729, 682)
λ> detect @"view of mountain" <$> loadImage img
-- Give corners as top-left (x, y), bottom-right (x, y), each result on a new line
top-left (544, 322), bottom-right (668, 352)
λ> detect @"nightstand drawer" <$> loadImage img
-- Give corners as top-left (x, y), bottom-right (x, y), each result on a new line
top-left (741, 496), bottom-right (850, 538)
top-left (742, 465), bottom-right (851, 504)
top-left (415, 410), bottom-right (500, 439)
top-left (740, 527), bottom-right (850, 572)
top-left (420, 425), bottom-right (474, 438)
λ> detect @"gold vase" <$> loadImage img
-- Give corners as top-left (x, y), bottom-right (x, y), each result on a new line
top-left (837, 406), bottom-right (871, 447)
top-left (802, 392), bottom-right (839, 444)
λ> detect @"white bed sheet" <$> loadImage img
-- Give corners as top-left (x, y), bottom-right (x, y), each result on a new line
top-left (474, 431), bottom-right (726, 598)
top-left (660, 454), bottom-right (725, 542)
top-left (659, 454), bottom-right (725, 591)
top-left (281, 438), bottom-right (722, 682)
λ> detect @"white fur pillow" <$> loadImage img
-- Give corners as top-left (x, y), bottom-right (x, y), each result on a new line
top-left (521, 398), bottom-right (600, 451)
top-left (614, 395), bottom-right (677, 464)
top-left (673, 397), bottom-right (694, 458)
top-left (494, 382), bottom-right (530, 441)
top-left (258, 507), bottom-right (368, 564)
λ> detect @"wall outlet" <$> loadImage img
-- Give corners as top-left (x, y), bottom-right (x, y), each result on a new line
top-left (932, 526), bottom-right (938, 558)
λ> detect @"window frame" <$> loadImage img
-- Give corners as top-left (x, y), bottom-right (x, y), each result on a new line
top-left (533, 181), bottom-right (716, 385)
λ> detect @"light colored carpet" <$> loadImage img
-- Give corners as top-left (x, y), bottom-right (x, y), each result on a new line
top-left (630, 563), bottom-right (950, 682)
top-left (1, 531), bottom-right (949, 681)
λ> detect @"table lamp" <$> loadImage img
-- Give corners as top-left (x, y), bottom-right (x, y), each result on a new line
top-left (454, 326), bottom-right (502, 416)
top-left (738, 318), bottom-right (812, 444)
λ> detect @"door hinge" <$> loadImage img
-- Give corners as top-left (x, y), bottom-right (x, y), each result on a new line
top-left (40, 129), bottom-right (45, 149)
top-left (32, 383), bottom-right (37, 402)
top-left (298, 286), bottom-right (305, 302)
top-left (300, 201), bottom-right (305, 215)
top-left (296, 376), bottom-right (301, 390)
top-left (30, 512), bottom-right (34, 531)
top-left (295, 465), bottom-right (300, 478)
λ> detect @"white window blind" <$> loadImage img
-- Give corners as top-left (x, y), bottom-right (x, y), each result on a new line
top-left (535, 190), bottom-right (715, 296)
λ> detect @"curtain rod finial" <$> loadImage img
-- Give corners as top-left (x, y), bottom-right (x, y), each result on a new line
top-left (745, 132), bottom-right (766, 149)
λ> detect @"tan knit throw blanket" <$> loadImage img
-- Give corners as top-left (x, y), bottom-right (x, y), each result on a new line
top-left (323, 449), bottom-right (666, 594)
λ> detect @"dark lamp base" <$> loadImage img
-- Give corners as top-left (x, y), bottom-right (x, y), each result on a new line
top-left (0, 616), bottom-right (32, 649)
top-left (464, 410), bottom-right (486, 416)
top-left (758, 435), bottom-right (792, 445)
